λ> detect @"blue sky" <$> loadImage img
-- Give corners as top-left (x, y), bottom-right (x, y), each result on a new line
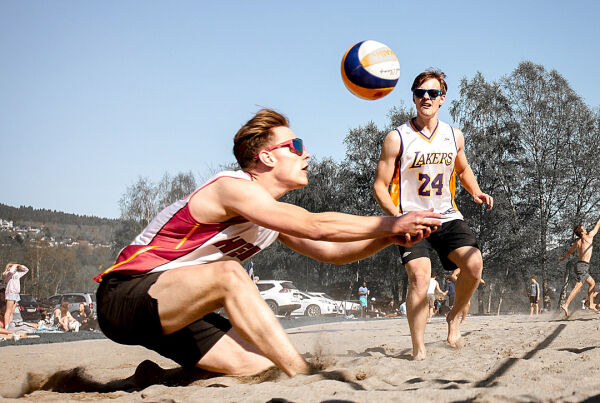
top-left (1, 1), bottom-right (599, 219)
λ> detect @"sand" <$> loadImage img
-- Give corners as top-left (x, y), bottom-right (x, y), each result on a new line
top-left (1, 311), bottom-right (599, 402)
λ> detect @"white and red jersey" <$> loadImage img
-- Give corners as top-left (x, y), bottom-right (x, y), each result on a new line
top-left (389, 119), bottom-right (463, 223)
top-left (94, 170), bottom-right (279, 282)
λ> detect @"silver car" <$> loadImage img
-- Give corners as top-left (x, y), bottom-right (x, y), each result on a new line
top-left (47, 292), bottom-right (96, 317)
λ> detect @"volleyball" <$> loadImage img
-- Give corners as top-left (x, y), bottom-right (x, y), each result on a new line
top-left (341, 40), bottom-right (400, 100)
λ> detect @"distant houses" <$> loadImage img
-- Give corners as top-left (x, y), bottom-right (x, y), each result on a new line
top-left (0, 219), bottom-right (13, 230)
top-left (0, 218), bottom-right (110, 248)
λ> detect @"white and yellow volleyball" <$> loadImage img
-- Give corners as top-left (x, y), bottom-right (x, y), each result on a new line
top-left (341, 40), bottom-right (400, 100)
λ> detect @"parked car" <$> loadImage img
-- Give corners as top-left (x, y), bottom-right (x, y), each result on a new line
top-left (256, 280), bottom-right (301, 316)
top-left (292, 291), bottom-right (338, 316)
top-left (17, 294), bottom-right (40, 321)
top-left (46, 293), bottom-right (97, 318)
top-left (308, 292), bottom-right (361, 315)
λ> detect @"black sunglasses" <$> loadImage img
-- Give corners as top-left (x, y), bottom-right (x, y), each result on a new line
top-left (412, 89), bottom-right (444, 99)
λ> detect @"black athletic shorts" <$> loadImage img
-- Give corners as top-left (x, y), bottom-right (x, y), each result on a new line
top-left (397, 219), bottom-right (479, 271)
top-left (575, 261), bottom-right (591, 283)
top-left (97, 272), bottom-right (232, 368)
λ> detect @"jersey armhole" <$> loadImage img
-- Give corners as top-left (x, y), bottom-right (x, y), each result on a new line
top-left (450, 126), bottom-right (458, 152)
top-left (395, 128), bottom-right (403, 158)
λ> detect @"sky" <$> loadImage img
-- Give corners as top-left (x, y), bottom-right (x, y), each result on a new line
top-left (1, 1), bottom-right (599, 219)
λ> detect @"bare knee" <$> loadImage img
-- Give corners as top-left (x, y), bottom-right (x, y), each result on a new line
top-left (408, 271), bottom-right (429, 295)
top-left (219, 262), bottom-right (256, 297)
top-left (458, 260), bottom-right (482, 283)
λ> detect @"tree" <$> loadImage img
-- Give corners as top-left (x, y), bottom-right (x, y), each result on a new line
top-left (501, 62), bottom-right (595, 305)
top-left (113, 171), bottom-right (198, 256)
top-left (118, 176), bottom-right (158, 234)
top-left (450, 71), bottom-right (530, 313)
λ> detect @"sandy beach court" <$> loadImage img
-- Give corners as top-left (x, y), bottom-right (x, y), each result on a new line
top-left (1, 311), bottom-right (599, 402)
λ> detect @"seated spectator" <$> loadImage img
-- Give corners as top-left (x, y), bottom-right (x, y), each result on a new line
top-left (438, 299), bottom-right (451, 316)
top-left (72, 302), bottom-right (98, 331)
top-left (367, 297), bottom-right (383, 317)
top-left (36, 308), bottom-right (60, 332)
top-left (54, 302), bottom-right (80, 332)
top-left (398, 300), bottom-right (407, 317)
top-left (385, 300), bottom-right (400, 317)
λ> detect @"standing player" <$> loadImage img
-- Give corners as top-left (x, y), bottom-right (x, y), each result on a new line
top-left (95, 108), bottom-right (442, 378)
top-left (558, 218), bottom-right (600, 317)
top-left (529, 275), bottom-right (540, 317)
top-left (373, 69), bottom-right (493, 360)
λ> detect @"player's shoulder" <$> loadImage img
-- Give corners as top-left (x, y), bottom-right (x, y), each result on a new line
top-left (387, 120), bottom-right (414, 141)
top-left (394, 120), bottom-right (414, 133)
top-left (192, 170), bottom-right (259, 201)
top-left (205, 170), bottom-right (255, 188)
top-left (448, 123), bottom-right (463, 137)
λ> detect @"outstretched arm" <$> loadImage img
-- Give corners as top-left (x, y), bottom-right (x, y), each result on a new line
top-left (195, 177), bottom-right (441, 243)
top-left (559, 243), bottom-right (577, 261)
top-left (435, 281), bottom-right (447, 296)
top-left (589, 217), bottom-right (600, 238)
top-left (454, 129), bottom-right (493, 210)
top-left (278, 213), bottom-right (434, 265)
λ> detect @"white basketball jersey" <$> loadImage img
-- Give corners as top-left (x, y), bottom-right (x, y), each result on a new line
top-left (389, 120), bottom-right (463, 223)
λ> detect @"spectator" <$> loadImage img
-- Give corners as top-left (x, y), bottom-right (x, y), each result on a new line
top-left (529, 275), bottom-right (540, 317)
top-left (444, 276), bottom-right (456, 308)
top-left (2, 263), bottom-right (29, 329)
top-left (72, 302), bottom-right (98, 331)
top-left (399, 300), bottom-right (407, 317)
top-left (358, 282), bottom-right (369, 318)
top-left (438, 299), bottom-right (451, 316)
top-left (368, 297), bottom-right (382, 317)
top-left (386, 300), bottom-right (400, 317)
top-left (427, 274), bottom-right (447, 321)
top-left (36, 308), bottom-right (59, 331)
top-left (54, 301), bottom-right (80, 332)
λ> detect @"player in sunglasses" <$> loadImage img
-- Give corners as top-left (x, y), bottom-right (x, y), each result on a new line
top-left (95, 108), bottom-right (442, 379)
top-left (373, 69), bottom-right (493, 360)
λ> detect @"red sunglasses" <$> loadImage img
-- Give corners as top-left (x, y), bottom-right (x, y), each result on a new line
top-left (253, 138), bottom-right (305, 159)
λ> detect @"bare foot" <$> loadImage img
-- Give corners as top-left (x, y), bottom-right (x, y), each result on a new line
top-left (446, 315), bottom-right (462, 348)
top-left (412, 348), bottom-right (426, 361)
top-left (560, 304), bottom-right (569, 318)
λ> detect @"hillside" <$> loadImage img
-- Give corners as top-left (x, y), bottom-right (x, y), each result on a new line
top-left (0, 203), bottom-right (119, 245)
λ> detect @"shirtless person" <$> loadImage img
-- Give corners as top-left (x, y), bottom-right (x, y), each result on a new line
top-left (558, 218), bottom-right (600, 317)
top-left (95, 108), bottom-right (442, 377)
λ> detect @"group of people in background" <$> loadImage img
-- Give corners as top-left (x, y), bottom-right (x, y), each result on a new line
top-left (1, 262), bottom-right (98, 339)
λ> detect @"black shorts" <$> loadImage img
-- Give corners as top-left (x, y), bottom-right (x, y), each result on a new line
top-left (529, 296), bottom-right (538, 304)
top-left (575, 261), bottom-right (591, 283)
top-left (397, 219), bottom-right (479, 271)
top-left (97, 272), bottom-right (232, 368)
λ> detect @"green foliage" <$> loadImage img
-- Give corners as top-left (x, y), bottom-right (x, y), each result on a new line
top-left (4, 63), bottom-right (598, 313)
top-left (113, 171), bottom-right (198, 254)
